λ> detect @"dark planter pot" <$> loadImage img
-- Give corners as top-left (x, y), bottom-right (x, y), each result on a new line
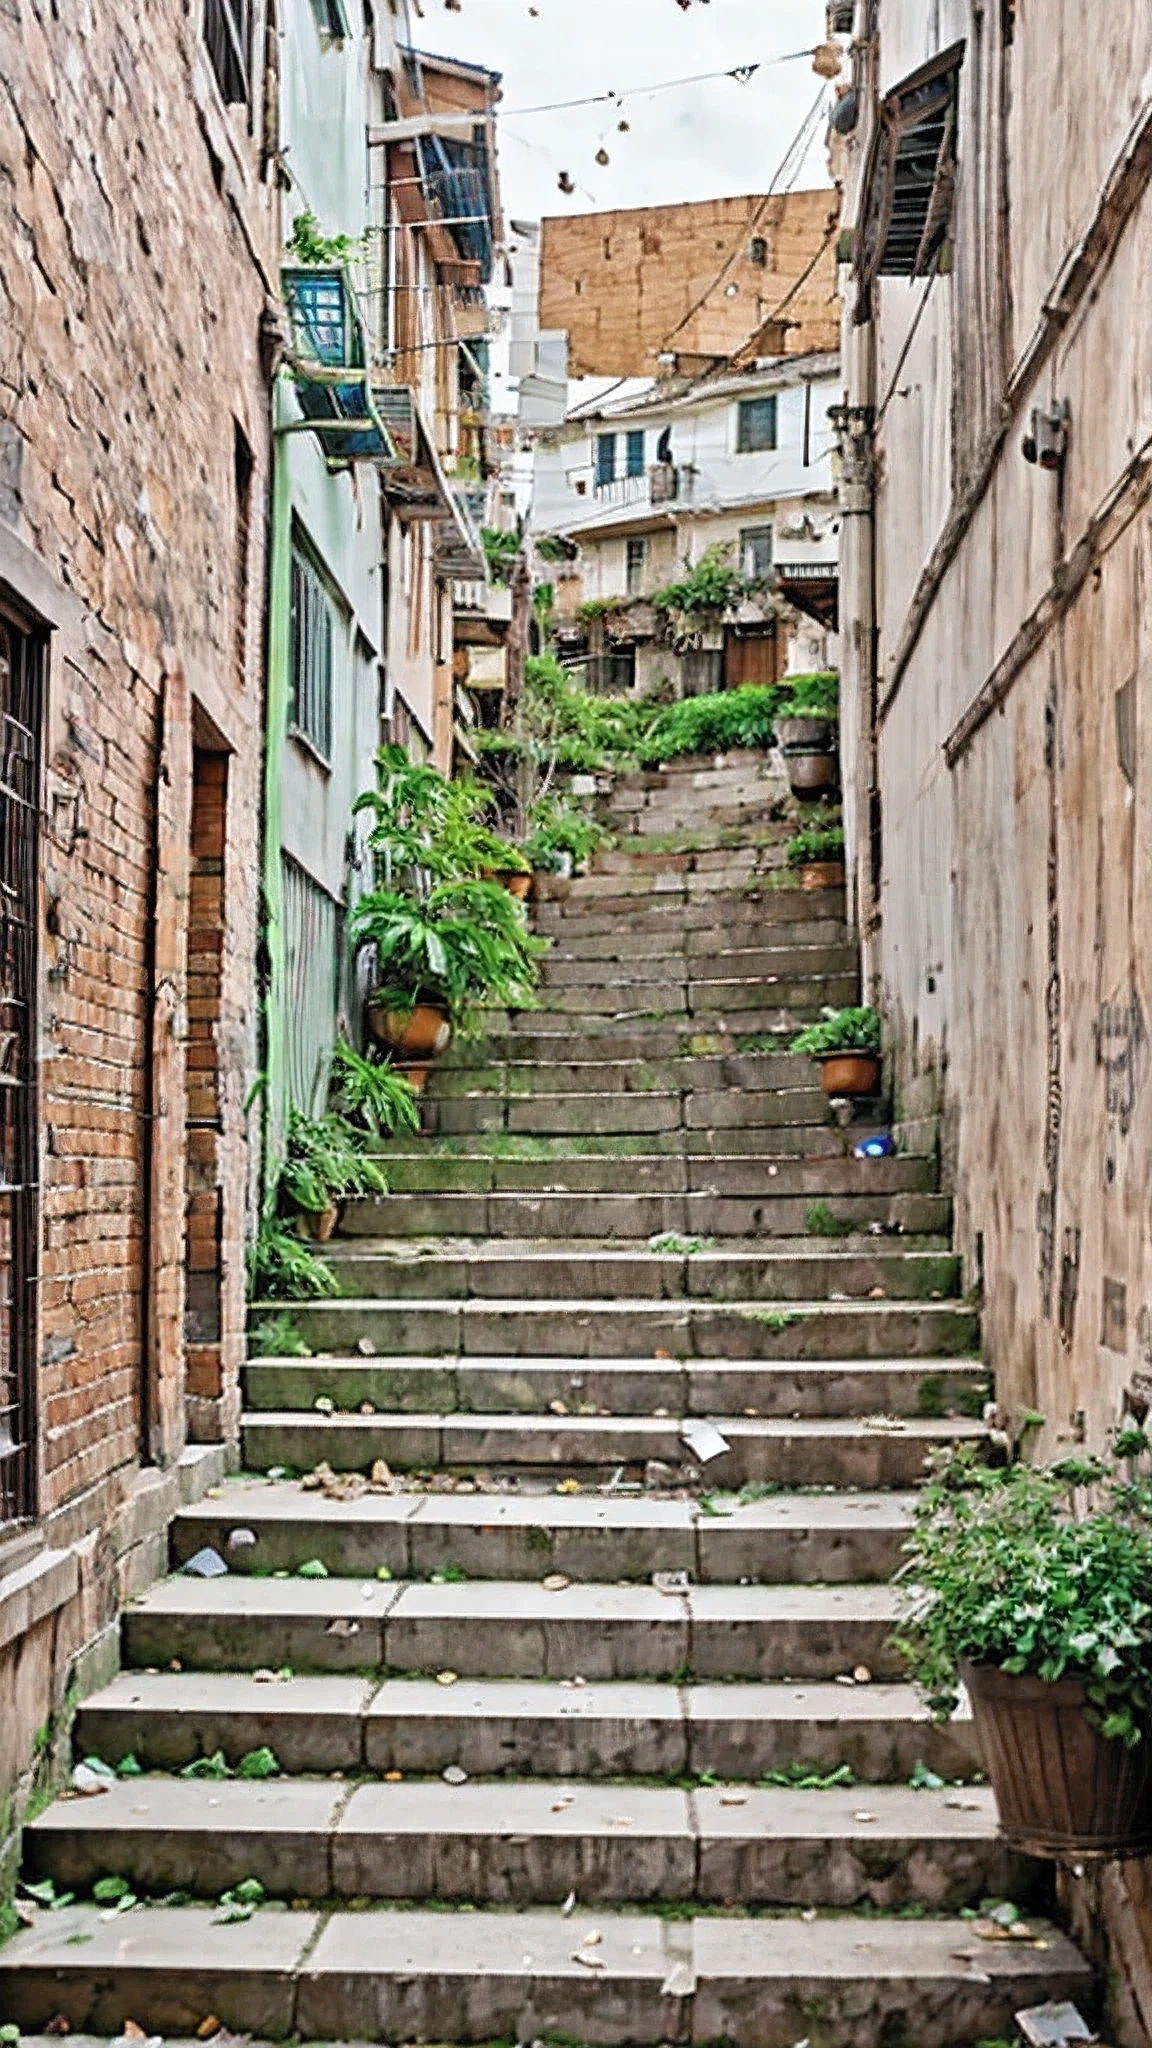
top-left (367, 1001), bottom-right (452, 1059)
top-left (819, 1050), bottom-right (881, 1097)
top-left (785, 748), bottom-right (840, 798)
top-left (963, 1660), bottom-right (1152, 1858)
top-left (775, 714), bottom-right (836, 751)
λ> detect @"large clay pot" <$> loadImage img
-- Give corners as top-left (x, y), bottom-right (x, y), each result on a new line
top-left (302, 1205), bottom-right (339, 1243)
top-left (963, 1661), bottom-right (1152, 1858)
top-left (819, 1050), bottom-right (881, 1097)
top-left (499, 871), bottom-right (533, 901)
top-left (367, 1001), bottom-right (452, 1059)
top-left (775, 714), bottom-right (836, 751)
top-left (800, 860), bottom-right (846, 892)
top-left (785, 747), bottom-right (840, 798)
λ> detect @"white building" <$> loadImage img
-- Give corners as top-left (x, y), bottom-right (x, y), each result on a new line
top-left (530, 353), bottom-right (841, 693)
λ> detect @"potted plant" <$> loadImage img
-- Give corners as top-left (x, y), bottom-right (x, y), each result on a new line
top-left (786, 822), bottom-right (845, 891)
top-left (482, 838), bottom-right (534, 901)
top-left (773, 670), bottom-right (840, 751)
top-left (329, 1037), bottom-right (421, 1137)
top-left (791, 1005), bottom-right (882, 1097)
top-left (279, 1109), bottom-right (388, 1240)
top-left (524, 793), bottom-right (609, 892)
top-left (895, 1433), bottom-right (1152, 1858)
top-left (351, 877), bottom-right (547, 1054)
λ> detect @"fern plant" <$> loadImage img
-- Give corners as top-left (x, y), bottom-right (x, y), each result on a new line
top-left (279, 1110), bottom-right (388, 1217)
top-left (329, 1039), bottom-right (421, 1139)
top-left (350, 879), bottom-right (547, 1028)
top-left (248, 1219), bottom-right (340, 1301)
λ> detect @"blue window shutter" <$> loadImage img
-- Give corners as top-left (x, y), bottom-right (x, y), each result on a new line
top-left (596, 434), bottom-right (617, 485)
top-left (626, 430), bottom-right (645, 477)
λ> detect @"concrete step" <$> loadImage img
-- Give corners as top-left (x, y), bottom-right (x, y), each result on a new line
top-left (353, 1154), bottom-right (934, 1200)
top-left (314, 1243), bottom-right (961, 1302)
top-left (173, 1477), bottom-right (924, 1582)
top-left (240, 1409), bottom-right (984, 1490)
top-left (499, 989), bottom-right (853, 1029)
top-left (375, 1122), bottom-right (880, 1158)
top-left (338, 1190), bottom-right (951, 1242)
top-left (272, 1294), bottom-right (981, 1362)
top-left (245, 1348), bottom-right (980, 1419)
top-left (539, 920), bottom-right (851, 963)
top-left (0, 1903), bottom-right (1091, 2045)
top-left (24, 1775), bottom-right (1022, 1911)
top-left (122, 1575), bottom-right (909, 1679)
top-left (431, 1048), bottom-right (821, 1095)
top-left (542, 945), bottom-right (859, 988)
top-left (76, 1669), bottom-right (983, 1781)
top-left (437, 1025), bottom-right (819, 1066)
top-left (534, 888), bottom-right (847, 939)
top-left (426, 1088), bottom-right (835, 1139)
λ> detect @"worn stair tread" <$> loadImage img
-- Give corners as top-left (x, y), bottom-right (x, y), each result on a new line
top-left (241, 1407), bottom-right (983, 1444)
top-left (0, 1903), bottom-right (1092, 2046)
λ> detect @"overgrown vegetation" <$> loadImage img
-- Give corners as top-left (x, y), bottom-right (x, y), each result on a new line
top-left (637, 682), bottom-right (792, 767)
top-left (776, 670), bottom-right (840, 719)
top-left (286, 210), bottom-right (360, 267)
top-left (895, 1431), bottom-right (1152, 1745)
top-left (787, 822), bottom-right (845, 868)
top-left (482, 526), bottom-right (520, 585)
top-left (279, 1109), bottom-right (388, 1217)
top-left (653, 542), bottom-right (758, 619)
top-left (248, 1218), bottom-right (340, 1302)
top-left (329, 1038), bottom-right (421, 1140)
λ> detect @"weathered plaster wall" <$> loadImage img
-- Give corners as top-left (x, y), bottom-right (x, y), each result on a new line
top-left (0, 0), bottom-right (276, 1866)
top-left (839, 1), bottom-right (1152, 2029)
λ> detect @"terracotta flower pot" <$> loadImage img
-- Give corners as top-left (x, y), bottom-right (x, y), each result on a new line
top-left (963, 1661), bottom-right (1152, 1858)
top-left (367, 1001), bottom-right (452, 1059)
top-left (785, 748), bottom-right (840, 798)
top-left (498, 871), bottom-right (533, 901)
top-left (393, 1063), bottom-right (430, 1095)
top-left (800, 860), bottom-right (846, 891)
top-left (302, 1205), bottom-right (339, 1244)
top-left (819, 1050), bottom-right (881, 1097)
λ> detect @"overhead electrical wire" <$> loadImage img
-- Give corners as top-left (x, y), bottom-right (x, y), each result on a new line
top-left (502, 51), bottom-right (816, 118)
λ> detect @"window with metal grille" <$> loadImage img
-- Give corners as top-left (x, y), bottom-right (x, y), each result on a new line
top-left (289, 547), bottom-right (335, 761)
top-left (625, 537), bottom-right (648, 594)
top-left (596, 434), bottom-right (617, 486)
top-left (736, 396), bottom-right (778, 453)
top-left (203, 0), bottom-right (251, 105)
top-left (0, 610), bottom-right (43, 1528)
top-left (740, 526), bottom-right (774, 580)
top-left (625, 430), bottom-right (645, 478)
top-left (282, 854), bottom-right (341, 1117)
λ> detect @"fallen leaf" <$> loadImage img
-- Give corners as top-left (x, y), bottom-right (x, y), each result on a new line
top-left (852, 1811), bottom-right (877, 1823)
top-left (442, 1765), bottom-right (468, 1785)
top-left (196, 2022), bottom-right (221, 2042)
top-left (543, 1574), bottom-right (571, 1592)
top-left (436, 1670), bottom-right (459, 1686)
top-left (384, 1769), bottom-right (403, 1783)
top-left (549, 1399), bottom-right (569, 1416)
top-left (571, 1949), bottom-right (605, 1970)
top-left (853, 1666), bottom-right (872, 1684)
top-left (661, 1961), bottom-right (697, 1998)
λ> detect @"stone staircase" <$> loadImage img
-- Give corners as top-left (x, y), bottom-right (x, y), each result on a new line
top-left (0, 753), bottom-right (1092, 2043)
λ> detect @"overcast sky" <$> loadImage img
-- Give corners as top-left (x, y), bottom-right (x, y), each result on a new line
top-left (402, 0), bottom-right (832, 221)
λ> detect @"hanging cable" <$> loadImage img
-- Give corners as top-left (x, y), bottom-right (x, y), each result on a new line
top-left (502, 52), bottom-right (816, 118)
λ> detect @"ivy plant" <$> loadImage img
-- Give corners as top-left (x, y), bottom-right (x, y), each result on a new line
top-left (894, 1433), bottom-right (1152, 1746)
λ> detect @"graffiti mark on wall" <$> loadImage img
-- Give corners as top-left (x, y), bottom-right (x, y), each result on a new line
top-left (1096, 985), bottom-right (1145, 1141)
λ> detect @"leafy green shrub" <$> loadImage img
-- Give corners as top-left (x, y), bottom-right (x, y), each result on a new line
top-left (653, 543), bottom-right (752, 617)
top-left (524, 792), bottom-right (609, 873)
top-left (787, 823), bottom-right (845, 868)
top-left (330, 1039), bottom-right (420, 1140)
top-left (248, 1219), bottom-right (339, 1302)
top-left (776, 670), bottom-right (840, 719)
top-left (279, 1110), bottom-right (388, 1217)
top-left (482, 527), bottom-right (520, 585)
top-left (350, 878), bottom-right (547, 1029)
top-left (638, 683), bottom-right (792, 768)
top-left (354, 745), bottom-right (518, 886)
top-left (250, 1312), bottom-right (312, 1358)
top-left (895, 1434), bottom-right (1152, 1745)
top-left (791, 1006), bottom-right (881, 1057)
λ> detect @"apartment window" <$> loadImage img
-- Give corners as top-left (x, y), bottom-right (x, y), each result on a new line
top-left (736, 396), bottom-right (778, 453)
top-left (289, 546), bottom-right (335, 761)
top-left (626, 537), bottom-right (648, 595)
top-left (203, 0), bottom-right (251, 105)
top-left (596, 434), bottom-right (617, 487)
top-left (625, 430), bottom-right (646, 478)
top-left (740, 526), bottom-right (774, 581)
top-left (310, 0), bottom-right (350, 34)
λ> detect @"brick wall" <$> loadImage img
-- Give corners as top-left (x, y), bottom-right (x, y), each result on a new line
top-left (0, 0), bottom-right (278, 1850)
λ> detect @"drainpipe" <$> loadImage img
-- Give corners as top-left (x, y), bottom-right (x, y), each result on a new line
top-left (260, 375), bottom-right (293, 1204)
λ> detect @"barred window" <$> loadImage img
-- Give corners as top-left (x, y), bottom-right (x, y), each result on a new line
top-left (289, 546), bottom-right (335, 761)
top-left (203, 0), bottom-right (251, 106)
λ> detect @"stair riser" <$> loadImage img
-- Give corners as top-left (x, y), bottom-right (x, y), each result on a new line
top-left (337, 1193), bottom-right (952, 1239)
top-left (0, 1945), bottom-right (1094, 2048)
top-left (26, 1821), bottom-right (1023, 1913)
top-left (171, 1510), bottom-right (908, 1586)
top-left (541, 952), bottom-right (857, 989)
top-left (541, 924), bottom-right (851, 963)
top-left (499, 990), bottom-right (854, 1025)
top-left (357, 1156), bottom-right (933, 1198)
top-left (313, 1251), bottom-right (962, 1303)
top-left (429, 1053), bottom-right (818, 1096)
top-left (278, 1302), bottom-right (981, 1361)
top-left (375, 1124), bottom-right (867, 1158)
top-left (534, 892), bottom-right (847, 939)
top-left (427, 1092), bottom-right (831, 1137)
top-left (75, 1698), bottom-right (984, 1784)
top-left (240, 1416), bottom-right (966, 1491)
top-left (244, 1355), bottom-right (978, 1416)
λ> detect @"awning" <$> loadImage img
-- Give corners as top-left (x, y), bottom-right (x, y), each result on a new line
top-left (774, 561), bottom-right (839, 632)
top-left (854, 41), bottom-right (966, 323)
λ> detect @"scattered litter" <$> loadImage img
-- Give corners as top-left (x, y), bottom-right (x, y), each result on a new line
top-left (44, 2019), bottom-right (72, 2037)
top-left (561, 1890), bottom-right (576, 1916)
top-left (862, 1416), bottom-right (906, 1433)
top-left (549, 1400), bottom-right (569, 1417)
top-left (371, 1460), bottom-right (393, 1488)
top-left (376, 1564), bottom-right (393, 1581)
top-left (181, 1548), bottom-right (229, 1579)
top-left (834, 1673), bottom-right (857, 1687)
top-left (644, 1460), bottom-right (677, 1487)
top-left (357, 1337), bottom-right (377, 1357)
top-left (442, 1765), bottom-right (469, 1785)
top-left (560, 1676), bottom-right (588, 1689)
top-left (944, 1795), bottom-right (982, 1810)
top-left (610, 1814), bottom-right (635, 1827)
top-left (853, 1666), bottom-right (872, 1684)
top-left (852, 1811), bottom-right (877, 1823)
top-left (237, 1747), bottom-right (279, 1780)
top-left (1016, 2002), bottom-right (1096, 2047)
top-left (226, 1529), bottom-right (256, 1553)
top-left (196, 2021), bottom-right (222, 2041)
top-left (297, 1558), bottom-right (329, 1579)
top-left (855, 1135), bottom-right (895, 1158)
top-left (571, 1949), bottom-right (605, 1971)
top-left (552, 1795), bottom-right (575, 1812)
top-left (868, 1286), bottom-right (888, 1300)
top-left (908, 1761), bottom-right (945, 1790)
top-left (359, 1401), bottom-right (376, 1416)
top-left (719, 1792), bottom-right (747, 1807)
top-left (542, 1574), bottom-right (571, 1592)
top-left (556, 1478), bottom-right (581, 1496)
top-left (325, 1618), bottom-right (360, 1638)
top-left (119, 2026), bottom-right (148, 2042)
top-left (266, 1467), bottom-right (288, 1481)
top-left (654, 1348), bottom-right (673, 1360)
top-left (314, 1396), bottom-right (335, 1416)
top-left (800, 1909), bottom-right (817, 1924)
top-left (652, 1569), bottom-right (691, 1595)
top-left (661, 1961), bottom-right (697, 1998)
top-left (436, 1670), bottom-right (459, 1686)
top-left (71, 1761), bottom-right (114, 1796)
top-left (680, 1419), bottom-right (730, 1464)
top-left (581, 1929), bottom-right (602, 1946)
top-left (384, 1771), bottom-right (403, 1784)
